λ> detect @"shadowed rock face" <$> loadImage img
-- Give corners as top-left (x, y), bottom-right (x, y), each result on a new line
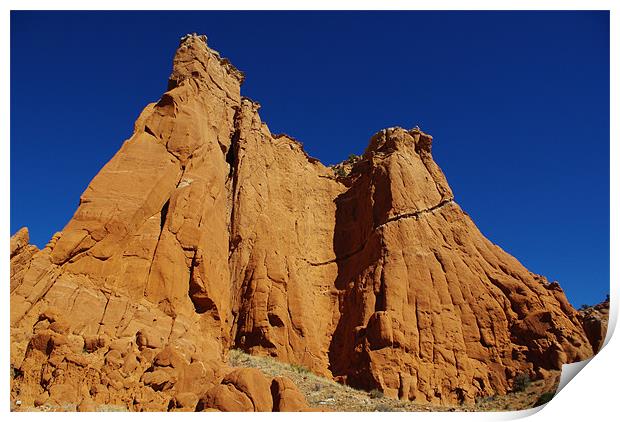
top-left (10, 34), bottom-right (593, 410)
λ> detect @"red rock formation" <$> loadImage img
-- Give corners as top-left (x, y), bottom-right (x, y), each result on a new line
top-left (195, 367), bottom-right (311, 412)
top-left (578, 298), bottom-right (609, 354)
top-left (10, 227), bottom-right (39, 293)
top-left (10, 33), bottom-right (593, 411)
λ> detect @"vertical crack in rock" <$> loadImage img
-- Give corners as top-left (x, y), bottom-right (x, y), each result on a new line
top-left (226, 105), bottom-right (242, 256)
top-left (144, 198), bottom-right (172, 286)
top-left (159, 199), bottom-right (170, 232)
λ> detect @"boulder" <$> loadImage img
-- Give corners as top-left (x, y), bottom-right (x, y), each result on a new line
top-left (271, 377), bottom-right (309, 411)
top-left (198, 368), bottom-right (273, 412)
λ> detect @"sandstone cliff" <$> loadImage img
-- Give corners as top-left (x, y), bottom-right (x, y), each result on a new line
top-left (10, 34), bottom-right (594, 411)
top-left (578, 298), bottom-right (609, 354)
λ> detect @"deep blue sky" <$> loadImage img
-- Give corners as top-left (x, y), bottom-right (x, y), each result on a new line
top-left (10, 11), bottom-right (609, 306)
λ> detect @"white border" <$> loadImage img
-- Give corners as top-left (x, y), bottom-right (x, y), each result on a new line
top-left (1, 1), bottom-right (616, 421)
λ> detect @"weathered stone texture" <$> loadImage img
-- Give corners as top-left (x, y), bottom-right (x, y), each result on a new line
top-left (10, 34), bottom-right (593, 411)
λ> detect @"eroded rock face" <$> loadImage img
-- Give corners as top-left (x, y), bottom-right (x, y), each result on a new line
top-left (324, 129), bottom-right (593, 403)
top-left (10, 227), bottom-right (39, 293)
top-left (10, 33), bottom-right (593, 410)
top-left (578, 298), bottom-right (609, 354)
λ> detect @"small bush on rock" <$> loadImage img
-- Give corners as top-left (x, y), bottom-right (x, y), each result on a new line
top-left (512, 373), bottom-right (531, 392)
top-left (535, 392), bottom-right (555, 406)
top-left (373, 403), bottom-right (396, 412)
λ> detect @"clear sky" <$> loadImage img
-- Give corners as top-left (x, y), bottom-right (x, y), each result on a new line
top-left (10, 11), bottom-right (609, 307)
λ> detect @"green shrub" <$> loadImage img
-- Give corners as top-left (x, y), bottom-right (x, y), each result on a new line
top-left (535, 392), bottom-right (555, 407)
top-left (310, 382), bottom-right (322, 392)
top-left (347, 154), bottom-right (361, 163)
top-left (369, 389), bottom-right (384, 399)
top-left (290, 364), bottom-right (310, 374)
top-left (10, 365), bottom-right (21, 379)
top-left (475, 395), bottom-right (496, 404)
top-left (334, 166), bottom-right (347, 177)
top-left (373, 403), bottom-right (396, 412)
top-left (512, 373), bottom-right (531, 392)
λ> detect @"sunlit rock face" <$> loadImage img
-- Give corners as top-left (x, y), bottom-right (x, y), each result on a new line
top-left (10, 34), bottom-right (592, 410)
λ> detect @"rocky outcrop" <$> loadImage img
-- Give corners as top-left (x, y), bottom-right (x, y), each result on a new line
top-left (10, 33), bottom-right (594, 411)
top-left (196, 368), bottom-right (310, 411)
top-left (10, 227), bottom-right (39, 293)
top-left (578, 298), bottom-right (609, 354)
top-left (323, 128), bottom-right (592, 403)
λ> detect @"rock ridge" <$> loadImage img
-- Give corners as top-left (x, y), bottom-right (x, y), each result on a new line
top-left (10, 34), bottom-right (594, 411)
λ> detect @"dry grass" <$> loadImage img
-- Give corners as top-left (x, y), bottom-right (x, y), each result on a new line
top-left (229, 349), bottom-right (454, 412)
top-left (228, 349), bottom-right (560, 412)
top-left (472, 375), bottom-right (560, 412)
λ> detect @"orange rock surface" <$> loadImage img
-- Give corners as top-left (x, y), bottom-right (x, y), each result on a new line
top-left (10, 34), bottom-right (593, 411)
top-left (578, 298), bottom-right (609, 354)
